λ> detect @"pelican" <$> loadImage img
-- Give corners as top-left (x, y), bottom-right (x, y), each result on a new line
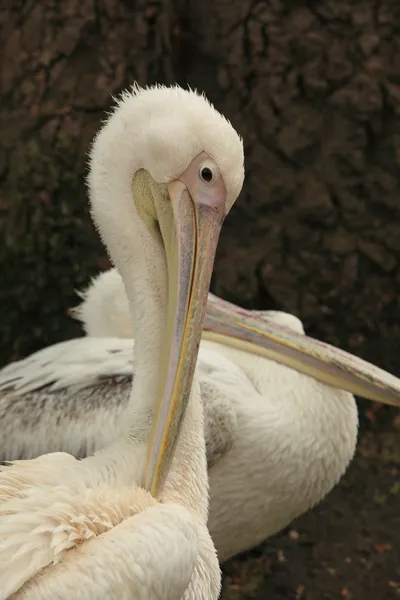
top-left (2, 116), bottom-right (400, 569)
top-left (0, 83), bottom-right (246, 598)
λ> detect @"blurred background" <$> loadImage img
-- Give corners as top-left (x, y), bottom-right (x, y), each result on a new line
top-left (1, 1), bottom-right (399, 598)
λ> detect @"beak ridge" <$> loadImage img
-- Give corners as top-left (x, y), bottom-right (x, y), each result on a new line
top-left (203, 294), bottom-right (400, 407)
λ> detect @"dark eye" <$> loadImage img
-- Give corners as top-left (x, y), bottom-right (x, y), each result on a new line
top-left (199, 166), bottom-right (213, 183)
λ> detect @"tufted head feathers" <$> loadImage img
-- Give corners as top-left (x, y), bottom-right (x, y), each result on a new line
top-left (88, 83), bottom-right (244, 214)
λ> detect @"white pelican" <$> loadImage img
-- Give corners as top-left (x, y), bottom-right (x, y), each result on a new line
top-left (0, 83), bottom-right (246, 598)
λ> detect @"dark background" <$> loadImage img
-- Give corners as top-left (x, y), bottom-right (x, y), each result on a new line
top-left (1, 1), bottom-right (399, 598)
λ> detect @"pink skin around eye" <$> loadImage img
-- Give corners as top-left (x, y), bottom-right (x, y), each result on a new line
top-left (176, 152), bottom-right (227, 220)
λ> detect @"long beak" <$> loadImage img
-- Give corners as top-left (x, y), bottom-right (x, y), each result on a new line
top-left (143, 161), bottom-right (226, 497)
top-left (203, 294), bottom-right (400, 407)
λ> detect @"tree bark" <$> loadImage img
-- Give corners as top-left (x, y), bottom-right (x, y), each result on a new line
top-left (1, 0), bottom-right (400, 381)
top-left (0, 0), bottom-right (181, 361)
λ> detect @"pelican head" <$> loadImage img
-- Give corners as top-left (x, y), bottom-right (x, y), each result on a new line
top-left (88, 84), bottom-right (244, 497)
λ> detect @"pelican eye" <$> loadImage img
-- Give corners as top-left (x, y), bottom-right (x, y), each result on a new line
top-left (199, 165), bottom-right (214, 183)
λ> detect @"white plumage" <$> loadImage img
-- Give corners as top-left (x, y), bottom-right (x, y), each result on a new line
top-left (71, 269), bottom-right (136, 339)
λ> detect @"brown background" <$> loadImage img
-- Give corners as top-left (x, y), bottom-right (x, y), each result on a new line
top-left (1, 1), bottom-right (399, 598)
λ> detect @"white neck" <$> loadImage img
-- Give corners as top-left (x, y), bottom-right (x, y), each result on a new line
top-left (90, 219), bottom-right (208, 516)
top-left (85, 109), bottom-right (208, 506)
top-left (89, 115), bottom-right (171, 442)
top-left (118, 223), bottom-right (168, 441)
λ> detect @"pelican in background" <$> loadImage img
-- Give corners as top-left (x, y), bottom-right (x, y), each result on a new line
top-left (0, 84), bottom-right (246, 598)
top-left (3, 281), bottom-right (400, 566)
top-left (2, 113), bottom-right (400, 568)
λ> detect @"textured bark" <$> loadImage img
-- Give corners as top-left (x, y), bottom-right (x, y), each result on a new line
top-left (1, 0), bottom-right (400, 372)
top-left (189, 0), bottom-right (400, 379)
top-left (1, 2), bottom-right (400, 597)
top-left (2, 0), bottom-right (400, 373)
